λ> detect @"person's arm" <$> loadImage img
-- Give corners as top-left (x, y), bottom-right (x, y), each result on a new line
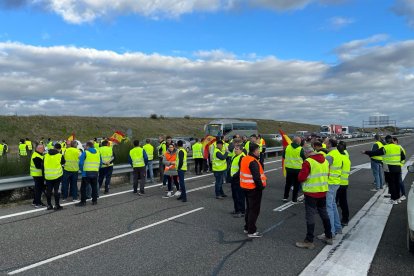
top-left (60, 155), bottom-right (66, 166)
top-left (216, 151), bottom-right (228, 160)
top-left (249, 160), bottom-right (263, 190)
top-left (282, 149), bottom-right (286, 159)
top-left (363, 147), bottom-right (385, 157)
top-left (325, 155), bottom-right (333, 165)
top-left (79, 152), bottom-right (86, 172)
top-left (143, 150), bottom-right (148, 166)
top-left (233, 156), bottom-right (244, 179)
top-left (401, 149), bottom-right (406, 162)
top-left (128, 154), bottom-right (132, 167)
top-left (298, 161), bottom-right (311, 183)
top-left (33, 157), bottom-right (43, 169)
top-left (300, 148), bottom-right (306, 160)
top-left (177, 150), bottom-right (184, 170)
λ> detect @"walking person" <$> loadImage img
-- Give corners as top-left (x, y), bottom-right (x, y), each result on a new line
top-left (62, 140), bottom-right (81, 201)
top-left (192, 138), bottom-right (204, 175)
top-left (176, 140), bottom-right (187, 202)
top-left (240, 143), bottom-right (267, 238)
top-left (335, 141), bottom-right (351, 226)
top-left (30, 144), bottom-right (46, 207)
top-left (143, 139), bottom-right (155, 183)
top-left (296, 144), bottom-right (332, 249)
top-left (230, 144), bottom-right (246, 218)
top-left (76, 141), bottom-right (102, 206)
top-left (212, 140), bottom-right (229, 199)
top-left (98, 140), bottom-right (115, 194)
top-left (44, 143), bottom-right (65, 210)
top-left (283, 137), bottom-right (305, 203)
top-left (370, 134), bottom-right (385, 191)
top-left (129, 140), bottom-right (148, 195)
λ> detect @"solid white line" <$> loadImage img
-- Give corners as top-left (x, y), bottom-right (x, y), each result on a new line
top-left (8, 207), bottom-right (204, 275)
top-left (300, 157), bottom-right (414, 276)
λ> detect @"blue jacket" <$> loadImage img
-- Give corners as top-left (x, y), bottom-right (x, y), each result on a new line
top-left (128, 147), bottom-right (149, 167)
top-left (79, 147), bottom-right (102, 177)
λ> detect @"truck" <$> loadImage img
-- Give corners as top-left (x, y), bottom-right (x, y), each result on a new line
top-left (320, 124), bottom-right (343, 135)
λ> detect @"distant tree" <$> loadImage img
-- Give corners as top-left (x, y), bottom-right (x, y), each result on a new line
top-left (150, 114), bottom-right (158, 119)
top-left (184, 115), bottom-right (191, 119)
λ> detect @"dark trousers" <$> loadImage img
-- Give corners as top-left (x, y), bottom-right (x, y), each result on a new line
top-left (336, 186), bottom-right (349, 223)
top-left (62, 170), bottom-right (78, 199)
top-left (46, 177), bottom-right (61, 206)
top-left (159, 157), bottom-right (165, 182)
top-left (178, 170), bottom-right (187, 200)
top-left (231, 177), bottom-right (245, 213)
top-left (304, 195), bottom-right (332, 242)
top-left (259, 153), bottom-right (265, 169)
top-left (133, 167), bottom-right (146, 193)
top-left (284, 170), bottom-right (300, 202)
top-left (164, 175), bottom-right (179, 191)
top-left (214, 171), bottom-right (226, 196)
top-left (98, 166), bottom-right (113, 192)
top-left (33, 176), bottom-right (45, 205)
top-left (80, 176), bottom-right (98, 203)
top-left (194, 158), bottom-right (203, 174)
top-left (244, 189), bottom-right (263, 234)
top-left (203, 159), bottom-right (209, 172)
top-left (387, 171), bottom-right (401, 200)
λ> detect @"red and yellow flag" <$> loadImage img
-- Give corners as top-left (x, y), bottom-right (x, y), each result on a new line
top-left (202, 135), bottom-right (216, 159)
top-left (67, 133), bottom-right (75, 142)
top-left (108, 131), bottom-right (125, 144)
top-left (279, 129), bottom-right (292, 177)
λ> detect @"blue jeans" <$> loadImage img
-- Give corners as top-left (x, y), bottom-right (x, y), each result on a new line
top-left (400, 174), bottom-right (406, 196)
top-left (178, 170), bottom-right (187, 200)
top-left (62, 170), bottom-right (78, 199)
top-left (214, 171), bottom-right (225, 196)
top-left (326, 185), bottom-right (342, 235)
top-left (371, 160), bottom-right (384, 189)
top-left (146, 160), bottom-right (154, 182)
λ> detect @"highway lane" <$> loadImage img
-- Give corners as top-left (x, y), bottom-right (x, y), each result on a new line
top-left (1, 136), bottom-right (413, 275)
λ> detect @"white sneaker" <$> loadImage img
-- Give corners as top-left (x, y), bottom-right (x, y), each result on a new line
top-left (174, 191), bottom-right (181, 197)
top-left (317, 233), bottom-right (335, 240)
top-left (387, 199), bottom-right (398, 205)
top-left (370, 188), bottom-right (379, 192)
top-left (400, 195), bottom-right (407, 201)
top-left (397, 199), bottom-right (402, 203)
top-left (162, 191), bottom-right (173, 198)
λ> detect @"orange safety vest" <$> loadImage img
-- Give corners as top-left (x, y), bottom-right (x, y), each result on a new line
top-left (164, 151), bottom-right (177, 172)
top-left (240, 155), bottom-right (267, 189)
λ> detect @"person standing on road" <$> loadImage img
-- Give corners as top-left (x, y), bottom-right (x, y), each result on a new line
top-left (230, 144), bottom-right (246, 218)
top-left (44, 143), bottom-right (65, 210)
top-left (30, 144), bottom-right (46, 208)
top-left (258, 134), bottom-right (266, 168)
top-left (213, 140), bottom-right (229, 199)
top-left (282, 136), bottom-right (305, 203)
top-left (129, 140), bottom-right (148, 195)
top-left (98, 140), bottom-right (115, 194)
top-left (25, 138), bottom-right (33, 156)
top-left (176, 140), bottom-right (187, 202)
top-left (335, 141), bottom-right (351, 226)
top-left (76, 142), bottom-right (102, 206)
top-left (162, 143), bottom-right (180, 198)
top-left (318, 138), bottom-right (343, 240)
top-left (143, 139), bottom-right (155, 183)
top-left (370, 135), bottom-right (385, 192)
top-left (158, 135), bottom-right (167, 184)
top-left (18, 139), bottom-right (28, 157)
top-left (393, 137), bottom-right (407, 201)
top-left (62, 140), bottom-right (81, 201)
top-left (192, 138), bottom-right (204, 175)
top-left (240, 143), bottom-right (267, 238)
top-left (363, 135), bottom-right (405, 204)
top-left (296, 144), bottom-right (332, 249)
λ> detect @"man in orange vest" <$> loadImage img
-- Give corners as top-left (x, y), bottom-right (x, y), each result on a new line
top-left (240, 143), bottom-right (267, 238)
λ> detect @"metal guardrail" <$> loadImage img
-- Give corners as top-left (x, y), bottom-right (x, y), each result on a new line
top-left (0, 136), bottom-right (378, 192)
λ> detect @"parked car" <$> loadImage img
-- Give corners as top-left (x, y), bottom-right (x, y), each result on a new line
top-left (174, 136), bottom-right (197, 145)
top-left (407, 165), bottom-right (414, 253)
top-left (172, 138), bottom-right (192, 152)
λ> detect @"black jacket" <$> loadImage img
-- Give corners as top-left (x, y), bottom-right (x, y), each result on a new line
top-left (248, 154), bottom-right (264, 190)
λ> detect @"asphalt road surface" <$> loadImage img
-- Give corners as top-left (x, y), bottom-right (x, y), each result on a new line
top-left (0, 136), bottom-right (413, 276)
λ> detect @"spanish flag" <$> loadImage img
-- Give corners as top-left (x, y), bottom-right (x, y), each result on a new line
top-left (279, 129), bottom-right (292, 177)
top-left (67, 133), bottom-right (75, 141)
top-left (202, 135), bottom-right (216, 159)
top-left (109, 131), bottom-right (126, 144)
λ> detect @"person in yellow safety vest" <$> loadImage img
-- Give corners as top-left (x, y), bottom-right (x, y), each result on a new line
top-left (176, 140), bottom-right (188, 202)
top-left (0, 142), bottom-right (3, 157)
top-left (98, 140), bottom-right (115, 194)
top-left (93, 138), bottom-right (100, 149)
top-left (25, 138), bottom-right (33, 154)
top-left (62, 140), bottom-right (81, 201)
top-left (213, 140), bottom-right (229, 199)
top-left (46, 138), bottom-right (53, 151)
top-left (282, 136), bottom-right (305, 203)
top-left (313, 140), bottom-right (328, 156)
top-left (224, 137), bottom-right (233, 184)
top-left (43, 143), bottom-right (65, 211)
top-left (1, 140), bottom-right (8, 156)
top-left (230, 144), bottom-right (246, 218)
top-left (192, 138), bottom-right (204, 175)
top-left (296, 143), bottom-right (332, 249)
top-left (243, 134), bottom-right (258, 155)
top-left (76, 141), bottom-right (102, 207)
top-left (258, 134), bottom-right (266, 168)
top-left (158, 135), bottom-right (167, 184)
top-left (392, 137), bottom-right (407, 200)
top-left (240, 142), bottom-right (267, 238)
top-left (318, 138), bottom-right (343, 240)
top-left (363, 135), bottom-right (405, 204)
top-left (335, 141), bottom-right (351, 226)
top-left (18, 139), bottom-right (28, 157)
top-left (367, 134), bottom-right (385, 191)
top-left (30, 144), bottom-right (46, 208)
top-left (128, 140), bottom-right (148, 195)
top-left (143, 139), bottom-right (155, 183)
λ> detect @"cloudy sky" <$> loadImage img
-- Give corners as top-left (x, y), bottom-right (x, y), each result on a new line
top-left (0, 0), bottom-right (413, 127)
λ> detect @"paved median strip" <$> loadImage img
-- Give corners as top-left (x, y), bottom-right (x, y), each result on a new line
top-left (7, 207), bottom-right (205, 275)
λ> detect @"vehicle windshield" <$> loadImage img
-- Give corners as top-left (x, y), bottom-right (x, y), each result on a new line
top-left (206, 124), bottom-right (222, 136)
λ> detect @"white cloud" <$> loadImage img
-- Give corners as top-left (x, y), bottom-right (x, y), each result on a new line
top-left (392, 0), bottom-right (414, 28)
top-left (1, 38), bottom-right (414, 126)
top-left (327, 16), bottom-right (355, 30)
top-left (193, 49), bottom-right (236, 60)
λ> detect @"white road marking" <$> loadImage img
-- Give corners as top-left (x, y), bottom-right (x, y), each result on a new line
top-left (300, 156), bottom-right (414, 276)
top-left (7, 207), bottom-right (204, 275)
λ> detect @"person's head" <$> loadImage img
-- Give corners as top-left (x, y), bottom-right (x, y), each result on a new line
top-left (36, 144), bottom-right (45, 154)
top-left (26, 137), bottom-right (30, 141)
top-left (293, 136), bottom-right (302, 145)
top-left (177, 140), bottom-right (184, 148)
top-left (374, 134), bottom-right (381, 141)
top-left (234, 145), bottom-right (243, 156)
top-left (70, 141), bottom-right (77, 148)
top-left (159, 135), bottom-right (165, 142)
top-left (242, 136), bottom-right (247, 141)
top-left (166, 136), bottom-right (172, 143)
top-left (250, 134), bottom-right (258, 143)
top-left (313, 141), bottom-right (323, 150)
top-left (385, 135), bottom-right (393, 144)
top-left (302, 143), bottom-right (315, 158)
top-left (337, 141), bottom-right (347, 154)
top-left (20, 138), bottom-right (25, 143)
top-left (216, 140), bottom-right (224, 149)
top-left (224, 137), bottom-right (229, 143)
top-left (85, 141), bottom-right (94, 149)
top-left (167, 143), bottom-right (175, 152)
top-left (54, 143), bottom-right (62, 151)
top-left (327, 138), bottom-right (338, 148)
top-left (145, 138), bottom-right (151, 144)
top-left (101, 140), bottom-right (109, 147)
top-left (392, 137), bottom-right (399, 144)
top-left (2, 140), bottom-right (5, 143)
top-left (133, 140), bottom-right (140, 147)
top-left (93, 138), bottom-right (97, 142)
top-left (194, 138), bottom-right (199, 143)
top-left (249, 142), bottom-right (260, 157)
top-left (235, 134), bottom-right (241, 139)
top-left (47, 138), bottom-right (51, 141)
